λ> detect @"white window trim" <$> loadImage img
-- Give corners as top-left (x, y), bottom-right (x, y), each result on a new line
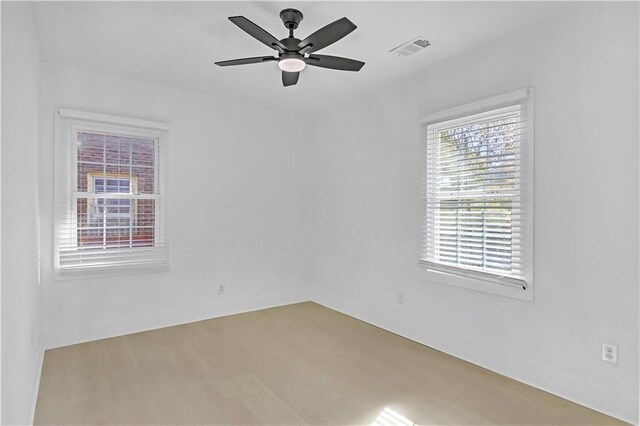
top-left (54, 109), bottom-right (170, 280)
top-left (419, 88), bottom-right (534, 301)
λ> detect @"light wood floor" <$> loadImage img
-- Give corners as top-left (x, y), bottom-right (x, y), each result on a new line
top-left (35, 302), bottom-right (625, 425)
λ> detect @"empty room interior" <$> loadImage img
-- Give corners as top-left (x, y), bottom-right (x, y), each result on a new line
top-left (2, 1), bottom-right (639, 425)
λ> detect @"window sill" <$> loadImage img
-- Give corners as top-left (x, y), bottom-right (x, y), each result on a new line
top-left (420, 265), bottom-right (533, 302)
top-left (54, 263), bottom-right (170, 282)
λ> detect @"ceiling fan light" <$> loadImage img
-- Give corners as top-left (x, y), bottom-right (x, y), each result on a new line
top-left (278, 57), bottom-right (306, 72)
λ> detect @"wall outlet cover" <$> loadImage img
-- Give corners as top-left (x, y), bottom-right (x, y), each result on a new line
top-left (602, 343), bottom-right (617, 365)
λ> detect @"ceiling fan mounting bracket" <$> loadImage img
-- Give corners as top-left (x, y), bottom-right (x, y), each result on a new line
top-left (279, 9), bottom-right (303, 30)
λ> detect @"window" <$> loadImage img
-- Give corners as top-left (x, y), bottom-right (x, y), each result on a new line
top-left (54, 109), bottom-right (169, 278)
top-left (420, 89), bottom-right (533, 299)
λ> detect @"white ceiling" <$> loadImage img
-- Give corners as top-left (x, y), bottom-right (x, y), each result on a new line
top-left (33, 1), bottom-right (577, 111)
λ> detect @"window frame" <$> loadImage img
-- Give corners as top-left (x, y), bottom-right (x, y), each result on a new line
top-left (54, 109), bottom-right (170, 280)
top-left (419, 89), bottom-right (534, 301)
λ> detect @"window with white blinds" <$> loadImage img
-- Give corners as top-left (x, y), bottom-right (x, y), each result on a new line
top-left (54, 109), bottom-right (170, 279)
top-left (420, 89), bottom-right (533, 291)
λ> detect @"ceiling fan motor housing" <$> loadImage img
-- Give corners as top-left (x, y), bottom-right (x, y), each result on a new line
top-left (280, 37), bottom-right (302, 52)
top-left (279, 8), bottom-right (303, 30)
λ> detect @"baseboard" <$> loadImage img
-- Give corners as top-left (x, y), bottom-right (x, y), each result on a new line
top-left (44, 290), bottom-right (309, 349)
top-left (310, 290), bottom-right (637, 425)
top-left (29, 333), bottom-right (45, 425)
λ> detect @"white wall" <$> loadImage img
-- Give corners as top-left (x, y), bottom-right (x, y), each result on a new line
top-left (310, 3), bottom-right (639, 423)
top-left (1, 3), bottom-right (43, 424)
top-left (39, 65), bottom-right (313, 348)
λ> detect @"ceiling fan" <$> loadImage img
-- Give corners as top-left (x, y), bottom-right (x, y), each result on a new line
top-left (215, 9), bottom-right (365, 87)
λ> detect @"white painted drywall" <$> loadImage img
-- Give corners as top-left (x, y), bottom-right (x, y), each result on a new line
top-left (38, 65), bottom-right (313, 348)
top-left (1, 3), bottom-right (43, 424)
top-left (310, 3), bottom-right (639, 423)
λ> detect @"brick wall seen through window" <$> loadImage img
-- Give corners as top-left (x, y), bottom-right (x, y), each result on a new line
top-left (76, 132), bottom-right (156, 248)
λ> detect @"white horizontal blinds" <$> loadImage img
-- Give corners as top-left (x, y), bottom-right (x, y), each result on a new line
top-left (422, 100), bottom-right (529, 287)
top-left (55, 111), bottom-right (169, 276)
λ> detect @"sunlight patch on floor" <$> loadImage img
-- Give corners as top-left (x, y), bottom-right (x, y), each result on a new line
top-left (371, 407), bottom-right (415, 426)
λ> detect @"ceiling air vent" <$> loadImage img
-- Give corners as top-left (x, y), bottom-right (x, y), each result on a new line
top-left (390, 36), bottom-right (432, 57)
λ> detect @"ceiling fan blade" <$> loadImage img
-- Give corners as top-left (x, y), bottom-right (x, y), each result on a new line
top-left (282, 71), bottom-right (299, 87)
top-left (228, 16), bottom-right (286, 52)
top-left (297, 17), bottom-right (357, 54)
top-left (215, 56), bottom-right (277, 67)
top-left (306, 54), bottom-right (365, 72)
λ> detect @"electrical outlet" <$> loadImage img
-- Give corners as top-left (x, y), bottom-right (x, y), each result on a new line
top-left (218, 283), bottom-right (226, 294)
top-left (602, 343), bottom-right (617, 365)
top-left (397, 291), bottom-right (405, 305)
